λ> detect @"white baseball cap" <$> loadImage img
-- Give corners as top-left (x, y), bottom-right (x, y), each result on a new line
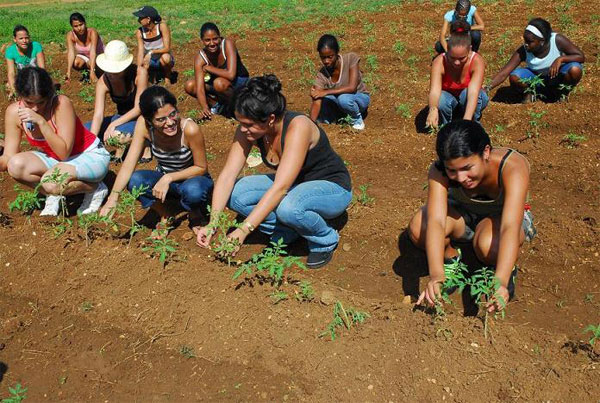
top-left (96, 40), bottom-right (134, 73)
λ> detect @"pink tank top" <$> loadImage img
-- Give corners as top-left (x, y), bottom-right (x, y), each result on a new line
top-left (72, 31), bottom-right (104, 58)
top-left (21, 97), bottom-right (98, 160)
top-left (441, 52), bottom-right (477, 97)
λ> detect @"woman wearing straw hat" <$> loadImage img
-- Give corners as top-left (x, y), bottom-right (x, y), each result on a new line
top-left (86, 40), bottom-right (151, 162)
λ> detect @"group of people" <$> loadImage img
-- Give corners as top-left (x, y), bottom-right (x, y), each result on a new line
top-left (0, 1), bottom-right (588, 310)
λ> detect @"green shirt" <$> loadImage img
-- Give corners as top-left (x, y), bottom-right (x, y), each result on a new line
top-left (5, 41), bottom-right (43, 69)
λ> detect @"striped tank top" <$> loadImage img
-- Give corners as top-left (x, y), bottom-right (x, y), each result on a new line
top-left (139, 24), bottom-right (164, 54)
top-left (150, 118), bottom-right (194, 174)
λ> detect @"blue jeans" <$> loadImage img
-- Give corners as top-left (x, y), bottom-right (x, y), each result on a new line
top-left (438, 88), bottom-right (488, 125)
top-left (228, 174), bottom-right (352, 252)
top-left (84, 114), bottom-right (137, 139)
top-left (510, 62), bottom-right (583, 90)
top-left (128, 170), bottom-right (213, 211)
top-left (317, 93), bottom-right (370, 124)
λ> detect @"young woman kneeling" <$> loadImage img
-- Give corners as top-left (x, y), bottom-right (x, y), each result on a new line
top-left (196, 75), bottom-right (352, 269)
top-left (100, 86), bottom-right (213, 228)
top-left (408, 120), bottom-right (536, 312)
top-left (0, 67), bottom-right (110, 216)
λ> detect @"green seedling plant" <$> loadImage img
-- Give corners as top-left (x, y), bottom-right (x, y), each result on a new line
top-left (337, 114), bottom-right (354, 127)
top-left (233, 238), bottom-right (306, 287)
top-left (9, 184), bottom-right (42, 220)
top-left (179, 345), bottom-right (196, 359)
top-left (207, 206), bottom-right (241, 266)
top-left (78, 85), bottom-right (94, 103)
top-left (77, 211), bottom-right (114, 246)
top-left (143, 228), bottom-right (180, 268)
top-left (393, 40), bottom-right (406, 57)
top-left (395, 103), bottom-right (411, 118)
top-left (352, 184), bottom-right (375, 206)
top-left (433, 250), bottom-right (469, 320)
top-left (2, 383), bottom-right (27, 403)
top-left (113, 185), bottom-right (149, 245)
top-left (468, 267), bottom-right (506, 339)
top-left (319, 301), bottom-right (369, 341)
top-left (41, 168), bottom-right (73, 237)
top-left (526, 110), bottom-right (548, 138)
top-left (520, 75), bottom-right (545, 101)
top-left (269, 290), bottom-right (288, 304)
top-left (295, 280), bottom-right (315, 302)
top-left (557, 83), bottom-right (574, 101)
top-left (561, 131), bottom-right (587, 148)
top-left (584, 324), bottom-right (600, 346)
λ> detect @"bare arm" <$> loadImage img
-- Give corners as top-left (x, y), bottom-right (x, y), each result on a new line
top-left (321, 61), bottom-right (361, 96)
top-left (426, 56), bottom-right (444, 127)
top-left (487, 47), bottom-right (525, 90)
top-left (471, 10), bottom-right (484, 31)
top-left (463, 54), bottom-right (485, 120)
top-left (193, 53), bottom-right (210, 114)
top-left (65, 32), bottom-right (75, 80)
top-left (6, 59), bottom-right (16, 94)
top-left (90, 76), bottom-right (108, 135)
top-left (203, 39), bottom-right (238, 81)
top-left (36, 50), bottom-right (46, 69)
top-left (554, 34), bottom-right (585, 64)
top-left (439, 19), bottom-right (450, 53)
top-left (135, 29), bottom-right (145, 66)
top-left (88, 29), bottom-right (100, 80)
top-left (0, 103), bottom-right (23, 171)
top-left (425, 165), bottom-right (450, 283)
top-left (309, 97), bottom-right (322, 121)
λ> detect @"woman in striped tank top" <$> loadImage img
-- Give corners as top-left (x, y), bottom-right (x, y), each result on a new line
top-left (134, 6), bottom-right (174, 84)
top-left (100, 86), bottom-right (213, 228)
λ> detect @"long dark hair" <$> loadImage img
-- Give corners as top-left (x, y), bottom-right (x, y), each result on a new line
top-left (69, 12), bottom-right (86, 25)
top-left (234, 74), bottom-right (286, 122)
top-left (16, 67), bottom-right (55, 100)
top-left (139, 86), bottom-right (177, 122)
top-left (435, 120), bottom-right (491, 170)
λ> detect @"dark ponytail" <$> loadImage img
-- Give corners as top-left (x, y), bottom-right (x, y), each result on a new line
top-left (447, 20), bottom-right (472, 50)
top-left (435, 120), bottom-right (491, 170)
top-left (234, 74), bottom-right (286, 122)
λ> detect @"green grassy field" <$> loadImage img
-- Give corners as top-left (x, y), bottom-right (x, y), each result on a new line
top-left (0, 0), bottom-right (400, 48)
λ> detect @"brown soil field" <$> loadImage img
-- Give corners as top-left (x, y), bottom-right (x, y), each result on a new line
top-left (1, 1), bottom-right (599, 401)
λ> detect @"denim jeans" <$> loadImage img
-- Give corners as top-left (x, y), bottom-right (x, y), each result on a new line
top-left (228, 174), bottom-right (352, 252)
top-left (128, 170), bottom-right (213, 211)
top-left (317, 93), bottom-right (371, 124)
top-left (510, 62), bottom-right (583, 90)
top-left (84, 114), bottom-right (137, 140)
top-left (438, 88), bottom-right (488, 125)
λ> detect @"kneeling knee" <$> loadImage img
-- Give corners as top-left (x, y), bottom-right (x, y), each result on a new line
top-left (184, 80), bottom-right (196, 95)
top-left (213, 78), bottom-right (231, 93)
top-left (41, 182), bottom-right (61, 195)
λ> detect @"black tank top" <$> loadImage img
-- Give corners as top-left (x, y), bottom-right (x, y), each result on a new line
top-left (104, 65), bottom-right (137, 115)
top-left (257, 111), bottom-right (351, 191)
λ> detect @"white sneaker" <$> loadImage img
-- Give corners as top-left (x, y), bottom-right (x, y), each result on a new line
top-left (78, 182), bottom-right (108, 215)
top-left (352, 117), bottom-right (365, 130)
top-left (210, 103), bottom-right (224, 115)
top-left (40, 195), bottom-right (65, 216)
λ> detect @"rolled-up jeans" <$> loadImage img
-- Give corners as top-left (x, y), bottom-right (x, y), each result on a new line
top-left (317, 93), bottom-right (370, 124)
top-left (228, 174), bottom-right (352, 252)
top-left (438, 88), bottom-right (488, 125)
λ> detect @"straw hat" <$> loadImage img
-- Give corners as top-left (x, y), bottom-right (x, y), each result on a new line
top-left (96, 40), bottom-right (134, 73)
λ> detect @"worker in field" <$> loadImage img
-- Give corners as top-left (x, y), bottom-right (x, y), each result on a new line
top-left (184, 22), bottom-right (250, 119)
top-left (434, 0), bottom-right (485, 55)
top-left (64, 12), bottom-right (104, 84)
top-left (195, 75), bottom-right (352, 269)
top-left (485, 17), bottom-right (584, 103)
top-left (4, 25), bottom-right (46, 99)
top-left (0, 67), bottom-right (110, 216)
top-left (426, 21), bottom-right (487, 129)
top-left (134, 6), bottom-right (174, 85)
top-left (309, 34), bottom-right (370, 131)
top-left (408, 120), bottom-right (536, 312)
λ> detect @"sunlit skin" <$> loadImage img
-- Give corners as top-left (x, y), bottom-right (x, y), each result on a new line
top-left (152, 105), bottom-right (180, 137)
top-left (71, 20), bottom-right (87, 37)
top-left (443, 153), bottom-right (489, 190)
top-left (202, 30), bottom-right (222, 54)
top-left (135, 15), bottom-right (173, 84)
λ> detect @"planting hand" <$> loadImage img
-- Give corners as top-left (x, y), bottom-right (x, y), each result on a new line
top-left (195, 226), bottom-right (213, 248)
top-left (417, 278), bottom-right (443, 307)
top-left (425, 107), bottom-right (439, 129)
top-left (549, 58), bottom-right (563, 79)
top-left (310, 87), bottom-right (327, 100)
top-left (486, 285), bottom-right (509, 313)
top-left (200, 103), bottom-right (212, 120)
top-left (226, 228), bottom-right (247, 254)
top-left (103, 123), bottom-right (118, 141)
top-left (152, 175), bottom-right (172, 203)
top-left (100, 196), bottom-right (117, 217)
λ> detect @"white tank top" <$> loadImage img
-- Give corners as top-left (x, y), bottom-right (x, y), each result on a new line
top-left (525, 33), bottom-right (562, 75)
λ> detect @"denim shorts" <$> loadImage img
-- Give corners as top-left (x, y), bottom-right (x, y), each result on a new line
top-left (510, 62), bottom-right (583, 82)
top-left (148, 52), bottom-right (175, 69)
top-left (32, 138), bottom-right (110, 183)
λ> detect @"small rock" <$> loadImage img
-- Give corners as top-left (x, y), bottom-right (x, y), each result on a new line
top-left (470, 342), bottom-right (479, 348)
top-left (342, 243), bottom-right (351, 252)
top-left (320, 291), bottom-right (336, 305)
top-left (402, 295), bottom-right (412, 305)
top-left (367, 384), bottom-right (374, 391)
top-left (444, 387), bottom-right (451, 393)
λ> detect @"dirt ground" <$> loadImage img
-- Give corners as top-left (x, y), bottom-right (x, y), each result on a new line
top-left (1, 1), bottom-right (600, 401)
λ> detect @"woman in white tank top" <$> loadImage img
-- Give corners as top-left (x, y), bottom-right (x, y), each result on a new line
top-left (485, 18), bottom-right (584, 103)
top-left (134, 6), bottom-right (174, 85)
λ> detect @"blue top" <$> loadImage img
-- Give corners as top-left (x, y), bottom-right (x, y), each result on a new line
top-left (444, 6), bottom-right (477, 25)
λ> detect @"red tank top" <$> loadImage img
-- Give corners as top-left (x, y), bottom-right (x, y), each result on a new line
top-left (441, 52), bottom-right (477, 97)
top-left (21, 97), bottom-right (97, 160)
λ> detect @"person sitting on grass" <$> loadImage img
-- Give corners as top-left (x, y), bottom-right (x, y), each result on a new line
top-left (99, 86), bottom-right (213, 230)
top-left (408, 120), bottom-right (536, 312)
top-left (309, 34), bottom-right (370, 131)
top-left (134, 5), bottom-right (174, 84)
top-left (184, 22), bottom-right (250, 119)
top-left (434, 0), bottom-right (484, 55)
top-left (426, 21), bottom-right (487, 130)
top-left (4, 25), bottom-right (46, 99)
top-left (86, 40), bottom-right (151, 162)
top-left (195, 75), bottom-right (352, 269)
top-left (485, 17), bottom-right (584, 103)
top-left (0, 67), bottom-right (110, 216)
top-left (65, 12), bottom-right (104, 84)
